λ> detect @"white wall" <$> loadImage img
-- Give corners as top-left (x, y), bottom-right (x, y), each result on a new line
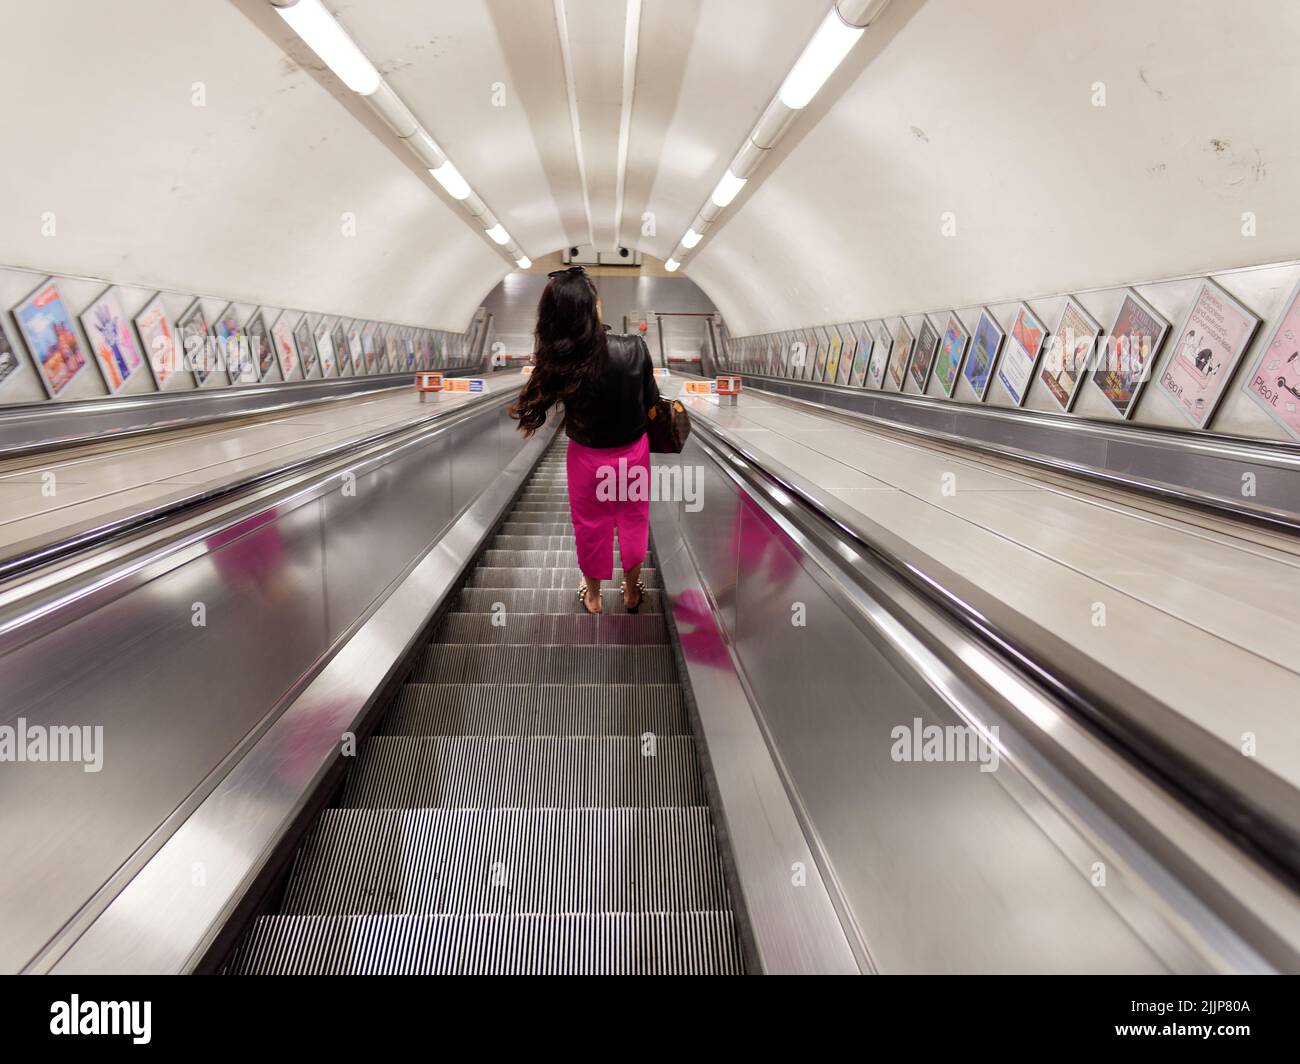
top-left (0, 0), bottom-right (508, 338)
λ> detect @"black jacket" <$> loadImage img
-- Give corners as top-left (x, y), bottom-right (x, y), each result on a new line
top-left (563, 332), bottom-right (660, 448)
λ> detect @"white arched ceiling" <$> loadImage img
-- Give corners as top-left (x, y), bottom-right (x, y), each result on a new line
top-left (685, 0), bottom-right (1300, 334)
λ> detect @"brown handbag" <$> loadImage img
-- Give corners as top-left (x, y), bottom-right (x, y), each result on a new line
top-left (646, 396), bottom-right (691, 454)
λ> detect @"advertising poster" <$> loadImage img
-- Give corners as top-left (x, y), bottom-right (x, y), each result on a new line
top-left (134, 295), bottom-right (188, 389)
top-left (0, 323), bottom-right (24, 392)
top-left (177, 301), bottom-right (217, 386)
top-left (386, 331), bottom-right (402, 372)
top-left (909, 316), bottom-right (940, 392)
top-left (271, 312), bottom-right (299, 380)
top-left (869, 321), bottom-right (892, 388)
top-left (215, 304), bottom-right (254, 383)
top-left (812, 327), bottom-right (830, 380)
top-left (404, 331), bottom-right (417, 371)
top-left (362, 325), bottom-right (378, 373)
top-left (245, 311), bottom-right (273, 381)
top-left (348, 327), bottom-right (365, 374)
top-left (314, 319), bottom-right (337, 377)
top-left (888, 319), bottom-right (914, 390)
top-left (825, 326), bottom-right (844, 383)
top-left (963, 308), bottom-right (1003, 401)
top-left (1039, 298), bottom-right (1101, 412)
top-left (295, 315), bottom-right (319, 377)
top-left (12, 279), bottom-right (89, 397)
top-left (997, 302), bottom-right (1048, 406)
top-left (1241, 277), bottom-right (1300, 440)
top-left (332, 322), bottom-right (350, 375)
top-left (1156, 279), bottom-right (1260, 429)
top-left (80, 287), bottom-right (147, 394)
top-left (1091, 290), bottom-right (1169, 419)
top-left (932, 313), bottom-right (969, 397)
top-left (851, 323), bottom-right (873, 387)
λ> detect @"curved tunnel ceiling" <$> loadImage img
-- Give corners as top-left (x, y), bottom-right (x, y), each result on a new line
top-left (2, 1), bottom-right (1297, 336)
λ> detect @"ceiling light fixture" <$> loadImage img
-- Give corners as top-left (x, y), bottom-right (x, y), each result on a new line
top-left (485, 224), bottom-right (511, 245)
top-left (664, 258), bottom-right (680, 272)
top-left (429, 161), bottom-right (471, 200)
top-left (516, 256), bottom-right (533, 270)
top-left (681, 229), bottom-right (703, 249)
top-left (779, 9), bottom-right (865, 110)
top-left (274, 0), bottom-right (381, 95)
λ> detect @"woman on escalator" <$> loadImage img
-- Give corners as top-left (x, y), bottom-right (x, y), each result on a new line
top-left (510, 266), bottom-right (659, 615)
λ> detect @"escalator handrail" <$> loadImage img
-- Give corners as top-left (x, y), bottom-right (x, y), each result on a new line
top-left (686, 410), bottom-right (1300, 890)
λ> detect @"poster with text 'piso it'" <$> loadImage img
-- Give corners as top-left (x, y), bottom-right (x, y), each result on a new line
top-left (1242, 277), bottom-right (1300, 441)
top-left (1155, 278), bottom-right (1259, 429)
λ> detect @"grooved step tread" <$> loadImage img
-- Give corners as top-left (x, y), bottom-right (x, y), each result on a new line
top-left (453, 587), bottom-right (665, 614)
top-left (467, 567), bottom-right (660, 589)
top-left (279, 807), bottom-right (731, 915)
top-left (383, 683), bottom-right (689, 736)
top-left (481, 549), bottom-right (656, 569)
top-left (342, 735), bottom-right (705, 808)
top-left (227, 912), bottom-right (743, 974)
top-left (415, 643), bottom-right (677, 683)
top-left (435, 612), bottom-right (667, 646)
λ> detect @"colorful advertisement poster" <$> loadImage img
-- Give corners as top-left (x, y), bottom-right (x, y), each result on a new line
top-left (997, 303), bottom-right (1048, 406)
top-left (1039, 298), bottom-right (1100, 412)
top-left (869, 322), bottom-right (892, 388)
top-left (825, 326), bottom-right (844, 383)
top-left (215, 304), bottom-right (255, 383)
top-left (246, 311), bottom-right (273, 381)
top-left (812, 327), bottom-right (830, 380)
top-left (851, 323), bottom-right (873, 387)
top-left (386, 331), bottom-right (401, 372)
top-left (404, 331), bottom-right (417, 371)
top-left (295, 315), bottom-right (319, 378)
top-left (332, 322), bottom-right (350, 375)
top-left (79, 287), bottom-right (147, 394)
top-left (888, 319), bottom-right (914, 390)
top-left (1241, 277), bottom-right (1300, 440)
top-left (909, 316), bottom-right (940, 392)
top-left (963, 309), bottom-right (1003, 401)
top-left (0, 324), bottom-right (23, 392)
top-left (1091, 290), bottom-right (1169, 419)
top-left (933, 313), bottom-right (969, 397)
top-left (13, 280), bottom-right (89, 397)
top-left (270, 312), bottom-right (298, 379)
top-left (1156, 279), bottom-right (1260, 429)
top-left (362, 326), bottom-right (378, 373)
top-left (177, 301), bottom-right (217, 386)
top-left (348, 328), bottom-right (365, 374)
top-left (314, 319), bottom-right (337, 377)
top-left (134, 295), bottom-right (188, 389)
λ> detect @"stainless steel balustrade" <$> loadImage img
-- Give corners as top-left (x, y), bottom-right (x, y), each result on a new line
top-left (651, 414), bottom-right (1300, 973)
top-left (0, 389), bottom-right (526, 974)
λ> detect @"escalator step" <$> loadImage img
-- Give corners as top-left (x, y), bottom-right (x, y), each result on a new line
top-left (382, 683), bottom-right (689, 736)
top-left (278, 807), bottom-right (731, 915)
top-left (415, 644), bottom-right (677, 683)
top-left (500, 521), bottom-right (580, 536)
top-left (453, 587), bottom-right (665, 614)
top-left (227, 912), bottom-right (743, 974)
top-left (434, 612), bottom-right (668, 646)
top-left (480, 549), bottom-right (655, 569)
top-left (467, 566), bottom-right (660, 589)
top-left (341, 735), bottom-right (706, 808)
top-left (490, 535), bottom-right (577, 550)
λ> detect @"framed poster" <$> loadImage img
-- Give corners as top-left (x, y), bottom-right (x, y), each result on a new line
top-left (996, 302), bottom-right (1048, 406)
top-left (850, 323), bottom-right (873, 387)
top-left (887, 319), bottom-right (914, 391)
top-left (932, 313), bottom-right (970, 398)
top-left (403, 330), bottom-right (417, 371)
top-left (909, 316), bottom-right (940, 393)
top-left (176, 300), bottom-right (218, 386)
top-left (12, 279), bottom-right (90, 398)
top-left (348, 325), bottom-right (365, 375)
top-left (1156, 278), bottom-right (1260, 429)
top-left (825, 326), bottom-right (844, 384)
top-left (1091, 290), bottom-right (1169, 420)
top-left (314, 318), bottom-right (337, 377)
top-left (215, 304), bottom-right (254, 383)
top-left (811, 326), bottom-right (830, 381)
top-left (361, 324), bottom-right (379, 373)
top-left (1241, 277), bottom-right (1300, 441)
top-left (0, 320), bottom-right (25, 393)
top-left (332, 321), bottom-right (349, 376)
top-left (294, 315), bottom-right (319, 378)
top-left (80, 287), bottom-right (148, 394)
top-left (386, 329), bottom-right (402, 373)
top-left (245, 311), bottom-right (274, 381)
top-left (962, 308), bottom-right (1003, 401)
top-left (1039, 297), bottom-right (1101, 413)
top-left (133, 295), bottom-right (189, 390)
top-left (868, 321), bottom-right (892, 389)
top-left (270, 311), bottom-right (299, 380)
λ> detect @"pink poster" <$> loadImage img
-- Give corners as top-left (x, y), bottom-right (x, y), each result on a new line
top-left (1242, 278), bottom-right (1300, 440)
top-left (1156, 279), bottom-right (1259, 429)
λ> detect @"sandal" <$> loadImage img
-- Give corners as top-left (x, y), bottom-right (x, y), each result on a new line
top-left (622, 577), bottom-right (646, 614)
top-left (577, 581), bottom-right (602, 615)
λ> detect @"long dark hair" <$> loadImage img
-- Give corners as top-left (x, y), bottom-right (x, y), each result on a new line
top-left (509, 269), bottom-right (607, 436)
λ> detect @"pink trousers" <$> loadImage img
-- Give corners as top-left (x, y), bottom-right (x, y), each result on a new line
top-left (566, 434), bottom-right (650, 580)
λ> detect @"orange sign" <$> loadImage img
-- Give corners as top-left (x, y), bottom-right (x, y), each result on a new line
top-left (415, 372), bottom-right (443, 392)
top-left (683, 380), bottom-right (714, 395)
top-left (716, 376), bottom-right (742, 395)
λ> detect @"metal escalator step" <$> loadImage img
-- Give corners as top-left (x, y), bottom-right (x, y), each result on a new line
top-left (278, 807), bottom-right (730, 915)
top-left (382, 683), bottom-right (689, 736)
top-left (480, 549), bottom-right (655, 569)
top-left (467, 567), bottom-right (660, 589)
top-left (415, 644), bottom-right (676, 683)
top-left (434, 612), bottom-right (667, 646)
top-left (509, 502), bottom-right (572, 513)
top-left (490, 534), bottom-right (576, 550)
top-left (453, 587), bottom-right (664, 614)
top-left (500, 521), bottom-right (573, 534)
top-left (341, 735), bottom-right (705, 808)
top-left (227, 912), bottom-right (743, 974)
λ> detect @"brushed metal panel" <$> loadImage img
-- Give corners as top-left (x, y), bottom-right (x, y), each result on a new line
top-left (674, 457), bottom-right (740, 636)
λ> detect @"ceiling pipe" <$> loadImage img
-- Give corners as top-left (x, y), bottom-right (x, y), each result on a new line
top-left (667, 0), bottom-right (890, 267)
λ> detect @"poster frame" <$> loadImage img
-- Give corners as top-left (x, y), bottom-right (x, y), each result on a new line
top-left (12, 277), bottom-right (92, 399)
top-left (1239, 274), bottom-right (1300, 441)
top-left (996, 301), bottom-right (1049, 407)
top-left (1090, 288), bottom-right (1170, 420)
top-left (962, 307), bottom-right (1004, 402)
top-left (909, 315), bottom-right (941, 393)
top-left (932, 311), bottom-right (970, 398)
top-left (1039, 296), bottom-right (1102, 414)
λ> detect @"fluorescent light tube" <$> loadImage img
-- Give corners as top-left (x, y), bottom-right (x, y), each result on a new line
top-left (665, 258), bottom-right (681, 272)
top-left (429, 161), bottom-right (471, 200)
top-left (710, 170), bottom-right (747, 208)
top-left (276, 0), bottom-right (381, 96)
top-left (516, 256), bottom-right (532, 269)
top-left (778, 10), bottom-right (864, 109)
top-left (485, 224), bottom-right (510, 245)
top-left (682, 228), bottom-right (702, 249)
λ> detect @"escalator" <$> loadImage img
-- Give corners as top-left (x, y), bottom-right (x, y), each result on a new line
top-left (226, 437), bottom-right (745, 974)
